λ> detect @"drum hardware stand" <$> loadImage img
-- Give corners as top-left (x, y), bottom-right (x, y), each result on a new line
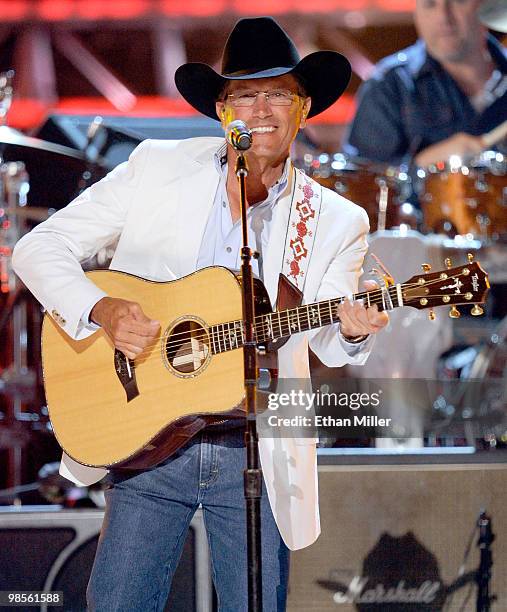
top-left (377, 181), bottom-right (388, 232)
top-left (0, 163), bottom-right (35, 387)
top-left (0, 481), bottom-right (39, 505)
top-left (0, 162), bottom-right (41, 488)
top-left (234, 144), bottom-right (263, 612)
top-left (476, 213), bottom-right (491, 244)
top-left (76, 116), bottom-right (108, 194)
top-left (476, 510), bottom-right (496, 611)
top-left (0, 70), bottom-right (14, 127)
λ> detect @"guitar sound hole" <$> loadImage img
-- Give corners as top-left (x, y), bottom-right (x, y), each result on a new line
top-left (165, 319), bottom-right (210, 376)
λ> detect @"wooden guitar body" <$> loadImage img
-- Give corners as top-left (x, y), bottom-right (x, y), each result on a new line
top-left (42, 267), bottom-right (275, 469)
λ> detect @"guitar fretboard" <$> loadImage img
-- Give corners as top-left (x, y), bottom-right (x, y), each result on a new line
top-left (209, 284), bottom-right (403, 354)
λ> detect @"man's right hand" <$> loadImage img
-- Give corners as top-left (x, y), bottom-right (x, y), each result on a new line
top-left (90, 297), bottom-right (160, 360)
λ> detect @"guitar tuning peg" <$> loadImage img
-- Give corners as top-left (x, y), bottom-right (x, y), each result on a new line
top-left (471, 304), bottom-right (484, 316)
top-left (445, 258), bottom-right (452, 269)
top-left (428, 309), bottom-right (436, 321)
top-left (449, 305), bottom-right (460, 318)
top-left (421, 263), bottom-right (431, 273)
top-left (467, 253), bottom-right (474, 263)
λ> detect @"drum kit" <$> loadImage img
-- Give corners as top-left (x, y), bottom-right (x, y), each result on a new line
top-left (302, 124), bottom-right (507, 447)
top-left (301, 153), bottom-right (418, 232)
top-left (302, 144), bottom-right (506, 247)
top-left (0, 71), bottom-right (109, 488)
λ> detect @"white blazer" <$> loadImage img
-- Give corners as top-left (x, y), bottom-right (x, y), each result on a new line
top-left (12, 137), bottom-right (372, 550)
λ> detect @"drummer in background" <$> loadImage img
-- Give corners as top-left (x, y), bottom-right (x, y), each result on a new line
top-left (342, 0), bottom-right (507, 168)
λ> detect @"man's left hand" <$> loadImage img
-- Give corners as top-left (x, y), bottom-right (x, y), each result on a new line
top-left (337, 280), bottom-right (389, 339)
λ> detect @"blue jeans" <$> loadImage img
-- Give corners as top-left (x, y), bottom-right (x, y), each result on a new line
top-left (87, 427), bottom-right (290, 611)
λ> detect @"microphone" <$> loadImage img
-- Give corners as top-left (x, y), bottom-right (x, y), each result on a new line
top-left (225, 120), bottom-right (252, 151)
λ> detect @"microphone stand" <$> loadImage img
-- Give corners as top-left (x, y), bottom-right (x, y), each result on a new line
top-left (476, 510), bottom-right (495, 611)
top-left (235, 151), bottom-right (263, 612)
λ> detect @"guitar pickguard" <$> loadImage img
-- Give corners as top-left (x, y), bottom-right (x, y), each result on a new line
top-left (114, 349), bottom-right (140, 402)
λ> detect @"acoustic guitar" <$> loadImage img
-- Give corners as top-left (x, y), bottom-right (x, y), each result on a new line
top-left (41, 258), bottom-right (489, 470)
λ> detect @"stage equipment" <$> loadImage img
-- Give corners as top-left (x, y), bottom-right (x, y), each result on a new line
top-left (0, 508), bottom-right (213, 612)
top-left (287, 458), bottom-right (507, 610)
top-left (0, 70), bottom-right (94, 212)
top-left (436, 316), bottom-right (507, 445)
top-left (0, 124), bottom-right (94, 211)
top-left (476, 511), bottom-right (496, 611)
top-left (301, 153), bottom-right (416, 232)
top-left (230, 137), bottom-right (263, 612)
top-left (30, 114), bottom-right (224, 209)
top-left (0, 161), bottom-right (48, 487)
top-left (36, 114), bottom-right (225, 168)
top-left (418, 151), bottom-right (507, 243)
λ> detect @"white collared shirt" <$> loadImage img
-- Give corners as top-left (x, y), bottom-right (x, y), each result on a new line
top-left (196, 143), bottom-right (290, 279)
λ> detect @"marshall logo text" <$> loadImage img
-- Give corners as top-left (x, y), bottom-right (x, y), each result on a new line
top-left (332, 576), bottom-right (441, 605)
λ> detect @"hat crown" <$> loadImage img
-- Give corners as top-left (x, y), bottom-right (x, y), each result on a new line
top-left (221, 17), bottom-right (301, 77)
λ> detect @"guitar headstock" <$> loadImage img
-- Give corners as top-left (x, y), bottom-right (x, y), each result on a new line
top-left (402, 256), bottom-right (489, 317)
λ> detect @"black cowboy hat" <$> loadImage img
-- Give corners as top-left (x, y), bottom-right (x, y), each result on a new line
top-left (174, 17), bottom-right (351, 120)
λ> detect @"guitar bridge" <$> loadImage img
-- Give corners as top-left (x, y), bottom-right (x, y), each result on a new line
top-left (114, 349), bottom-right (140, 402)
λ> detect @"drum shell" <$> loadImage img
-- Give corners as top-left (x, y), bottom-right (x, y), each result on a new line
top-left (311, 163), bottom-right (414, 232)
top-left (421, 158), bottom-right (507, 240)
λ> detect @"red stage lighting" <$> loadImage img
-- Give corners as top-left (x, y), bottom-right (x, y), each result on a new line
top-left (0, 0), bottom-right (29, 20)
top-left (161, 0), bottom-right (227, 17)
top-left (76, 0), bottom-right (148, 20)
top-left (37, 0), bottom-right (75, 20)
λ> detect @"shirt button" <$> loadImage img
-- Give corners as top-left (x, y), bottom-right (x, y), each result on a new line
top-left (226, 247), bottom-right (232, 253)
top-left (222, 202), bottom-right (226, 208)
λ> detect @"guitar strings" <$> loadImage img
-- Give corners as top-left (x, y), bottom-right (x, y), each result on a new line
top-left (141, 274), bottom-right (446, 347)
top-left (133, 288), bottom-right (406, 361)
top-left (125, 272), bottom-right (474, 361)
top-left (156, 278), bottom-right (425, 352)
top-left (143, 289), bottom-right (392, 355)
top-left (140, 285), bottom-right (397, 346)
top-left (157, 272), bottom-right (464, 345)
top-left (138, 285), bottom-right (444, 360)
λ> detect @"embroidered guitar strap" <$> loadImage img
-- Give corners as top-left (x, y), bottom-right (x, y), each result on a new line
top-left (281, 167), bottom-right (323, 293)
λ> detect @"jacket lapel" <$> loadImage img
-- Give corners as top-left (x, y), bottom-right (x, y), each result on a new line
top-left (175, 160), bottom-right (220, 278)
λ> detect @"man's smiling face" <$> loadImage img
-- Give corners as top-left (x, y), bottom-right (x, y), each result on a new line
top-left (216, 74), bottom-right (311, 166)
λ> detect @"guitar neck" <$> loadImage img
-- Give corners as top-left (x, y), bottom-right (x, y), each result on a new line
top-left (209, 258), bottom-right (489, 353)
top-left (256, 285), bottom-right (401, 343)
top-left (210, 284), bottom-right (402, 353)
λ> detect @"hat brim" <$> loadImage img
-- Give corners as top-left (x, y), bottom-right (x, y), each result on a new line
top-left (174, 51), bottom-right (351, 120)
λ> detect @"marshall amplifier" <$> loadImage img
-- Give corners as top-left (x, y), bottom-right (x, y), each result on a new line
top-left (288, 458), bottom-right (507, 611)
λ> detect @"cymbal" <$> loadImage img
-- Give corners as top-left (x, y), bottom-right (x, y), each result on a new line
top-left (0, 125), bottom-right (86, 161)
top-left (479, 0), bottom-right (507, 33)
top-left (0, 125), bottom-right (107, 210)
top-left (0, 125), bottom-right (24, 139)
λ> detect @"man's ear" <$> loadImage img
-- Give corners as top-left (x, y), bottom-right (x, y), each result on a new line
top-left (216, 102), bottom-right (226, 127)
top-left (300, 97), bottom-right (311, 129)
